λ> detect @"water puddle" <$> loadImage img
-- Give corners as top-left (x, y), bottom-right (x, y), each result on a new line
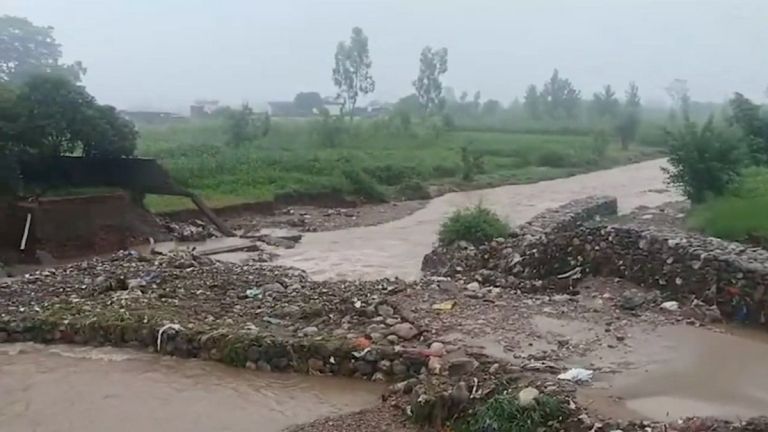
top-left (577, 325), bottom-right (768, 421)
top-left (0, 344), bottom-right (383, 432)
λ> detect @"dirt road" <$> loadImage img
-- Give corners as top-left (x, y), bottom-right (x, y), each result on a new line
top-left (275, 159), bottom-right (680, 280)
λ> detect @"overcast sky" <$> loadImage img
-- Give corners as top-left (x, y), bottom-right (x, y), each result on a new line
top-left (3, 0), bottom-right (767, 112)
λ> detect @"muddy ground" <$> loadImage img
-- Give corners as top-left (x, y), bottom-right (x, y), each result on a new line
top-left (2, 160), bottom-right (767, 432)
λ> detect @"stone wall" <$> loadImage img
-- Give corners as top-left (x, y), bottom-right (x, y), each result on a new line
top-left (423, 195), bottom-right (768, 326)
top-left (573, 224), bottom-right (768, 323)
top-left (421, 195), bottom-right (618, 283)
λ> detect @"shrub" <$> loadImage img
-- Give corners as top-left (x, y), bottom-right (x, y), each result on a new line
top-left (314, 112), bottom-right (348, 147)
top-left (394, 180), bottom-right (431, 200)
top-left (460, 146), bottom-right (485, 181)
top-left (590, 127), bottom-right (611, 158)
top-left (454, 393), bottom-right (565, 432)
top-left (364, 164), bottom-right (420, 186)
top-left (663, 117), bottom-right (745, 203)
top-left (438, 205), bottom-right (510, 246)
top-left (535, 148), bottom-right (569, 168)
top-left (341, 166), bottom-right (388, 202)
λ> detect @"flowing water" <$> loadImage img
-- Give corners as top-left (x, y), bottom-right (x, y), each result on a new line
top-left (5, 159), bottom-right (768, 428)
top-left (0, 344), bottom-right (383, 432)
top-left (275, 159), bottom-right (680, 280)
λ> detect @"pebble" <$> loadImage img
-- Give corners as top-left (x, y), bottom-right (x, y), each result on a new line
top-left (466, 282), bottom-right (481, 291)
top-left (376, 304), bottom-right (395, 317)
top-left (427, 356), bottom-right (442, 374)
top-left (307, 358), bottom-right (325, 372)
top-left (384, 318), bottom-right (400, 326)
top-left (390, 322), bottom-right (419, 340)
top-left (429, 342), bottom-right (446, 356)
top-left (299, 326), bottom-right (319, 337)
top-left (386, 334), bottom-right (400, 344)
top-left (447, 357), bottom-right (478, 376)
top-left (256, 360), bottom-right (272, 372)
top-left (518, 387), bottom-right (540, 407)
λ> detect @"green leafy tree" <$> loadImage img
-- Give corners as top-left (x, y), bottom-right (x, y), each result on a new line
top-left (226, 103), bottom-right (271, 146)
top-left (523, 84), bottom-right (542, 119)
top-left (540, 69), bottom-right (581, 119)
top-left (413, 46), bottom-right (448, 113)
top-left (728, 92), bottom-right (768, 165)
top-left (591, 85), bottom-right (620, 119)
top-left (393, 93), bottom-right (422, 117)
top-left (293, 92), bottom-right (324, 113)
top-left (0, 15), bottom-right (85, 84)
top-left (663, 117), bottom-right (744, 203)
top-left (332, 27), bottom-right (375, 120)
top-left (615, 82), bottom-right (642, 149)
top-left (10, 74), bottom-right (136, 159)
top-left (459, 91), bottom-right (468, 103)
top-left (481, 99), bottom-right (502, 117)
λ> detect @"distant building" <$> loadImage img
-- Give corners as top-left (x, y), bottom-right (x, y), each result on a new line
top-left (268, 97), bottom-right (344, 118)
top-left (190, 100), bottom-right (220, 119)
top-left (119, 110), bottom-right (185, 125)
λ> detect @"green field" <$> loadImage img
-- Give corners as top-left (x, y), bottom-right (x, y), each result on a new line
top-left (687, 167), bottom-right (768, 243)
top-left (138, 119), bottom-right (665, 212)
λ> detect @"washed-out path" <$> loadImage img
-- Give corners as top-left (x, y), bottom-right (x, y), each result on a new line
top-left (276, 159), bottom-right (680, 280)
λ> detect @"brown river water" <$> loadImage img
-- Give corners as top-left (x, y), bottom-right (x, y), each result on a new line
top-left (3, 159), bottom-right (767, 428)
top-left (0, 344), bottom-right (383, 432)
top-left (275, 159), bottom-right (680, 280)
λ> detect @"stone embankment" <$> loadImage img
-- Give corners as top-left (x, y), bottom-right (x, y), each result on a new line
top-left (423, 195), bottom-right (768, 326)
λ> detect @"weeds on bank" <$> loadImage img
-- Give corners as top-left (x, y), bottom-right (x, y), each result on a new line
top-left (453, 394), bottom-right (565, 432)
top-left (438, 205), bottom-right (510, 246)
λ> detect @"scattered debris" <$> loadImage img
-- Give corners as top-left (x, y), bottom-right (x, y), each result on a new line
top-left (557, 368), bottom-right (594, 383)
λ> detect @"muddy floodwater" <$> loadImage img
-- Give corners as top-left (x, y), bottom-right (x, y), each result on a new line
top-left (574, 325), bottom-right (768, 421)
top-left (275, 159), bottom-right (680, 280)
top-left (0, 344), bottom-right (383, 432)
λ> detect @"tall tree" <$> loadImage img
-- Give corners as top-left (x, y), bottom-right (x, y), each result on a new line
top-left (481, 99), bottom-right (502, 117)
top-left (413, 46), bottom-right (448, 114)
top-left (12, 74), bottom-right (136, 158)
top-left (293, 92), bottom-right (325, 113)
top-left (332, 27), bottom-right (375, 120)
top-left (472, 90), bottom-right (482, 112)
top-left (0, 16), bottom-right (85, 84)
top-left (523, 84), bottom-right (542, 119)
top-left (728, 92), bottom-right (768, 165)
top-left (540, 69), bottom-right (581, 119)
top-left (616, 82), bottom-right (642, 149)
top-left (665, 78), bottom-right (690, 120)
top-left (591, 84), bottom-right (620, 119)
top-left (459, 91), bottom-right (468, 103)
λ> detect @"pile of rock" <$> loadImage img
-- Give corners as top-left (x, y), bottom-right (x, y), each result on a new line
top-left (421, 195), bottom-right (618, 289)
top-left (159, 218), bottom-right (221, 242)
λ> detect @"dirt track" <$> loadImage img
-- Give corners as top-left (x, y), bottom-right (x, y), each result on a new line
top-left (275, 159), bottom-right (681, 280)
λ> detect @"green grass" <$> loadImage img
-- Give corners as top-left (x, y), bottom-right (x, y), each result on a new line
top-left (687, 167), bottom-right (768, 242)
top-left (136, 118), bottom-right (665, 212)
top-left (454, 393), bottom-right (566, 432)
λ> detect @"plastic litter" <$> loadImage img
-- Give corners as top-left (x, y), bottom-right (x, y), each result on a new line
top-left (245, 288), bottom-right (262, 299)
top-left (557, 368), bottom-right (594, 383)
top-left (431, 300), bottom-right (457, 311)
top-left (660, 301), bottom-right (680, 311)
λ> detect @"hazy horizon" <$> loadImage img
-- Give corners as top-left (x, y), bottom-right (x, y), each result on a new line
top-left (3, 0), bottom-right (767, 112)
